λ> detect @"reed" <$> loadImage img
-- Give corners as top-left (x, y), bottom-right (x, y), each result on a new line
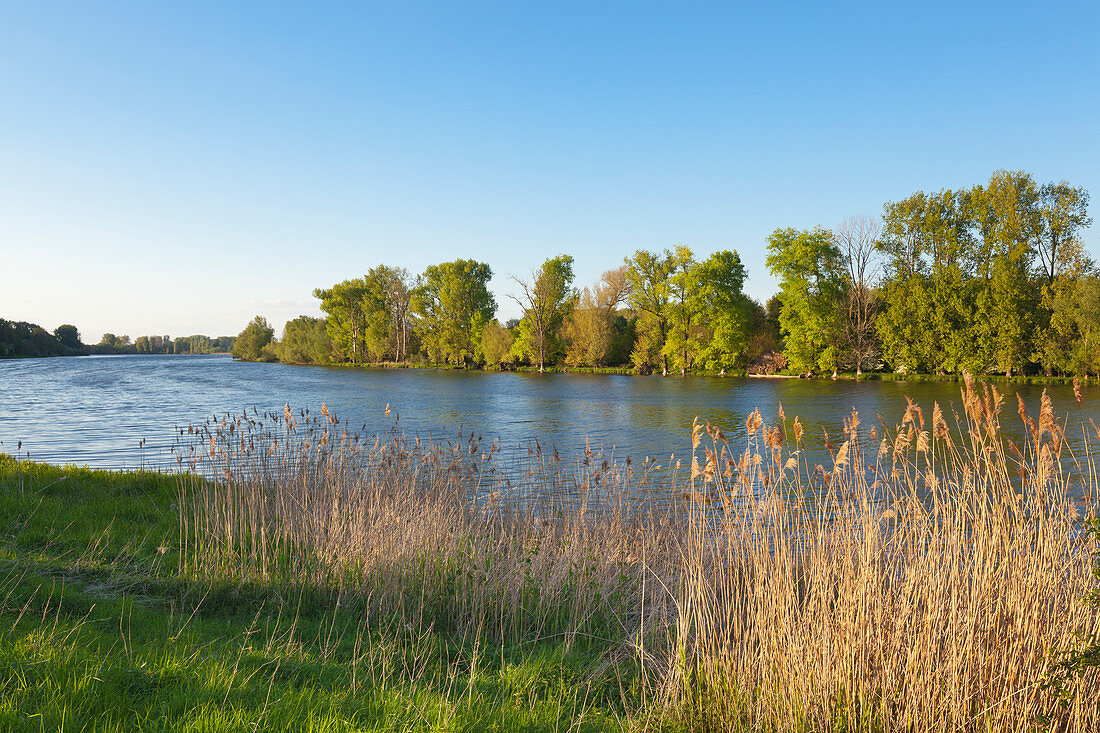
top-left (178, 377), bottom-right (1100, 731)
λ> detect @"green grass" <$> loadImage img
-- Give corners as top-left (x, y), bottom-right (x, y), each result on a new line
top-left (0, 455), bottom-right (643, 732)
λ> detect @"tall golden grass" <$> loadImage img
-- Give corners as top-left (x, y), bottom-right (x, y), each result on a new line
top-left (177, 377), bottom-right (1100, 731)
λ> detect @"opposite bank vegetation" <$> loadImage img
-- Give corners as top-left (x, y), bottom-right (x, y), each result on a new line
top-left (229, 170), bottom-right (1099, 380)
top-left (1, 380), bottom-right (1099, 730)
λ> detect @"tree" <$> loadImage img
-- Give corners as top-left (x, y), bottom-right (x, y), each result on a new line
top-left (314, 279), bottom-right (369, 364)
top-left (876, 191), bottom-right (972, 374)
top-left (835, 215), bottom-right (880, 374)
top-left (624, 249), bottom-right (674, 374)
top-left (1035, 183), bottom-right (1092, 374)
top-left (1073, 275), bottom-right (1100, 377)
top-left (232, 316), bottom-right (275, 362)
top-left (661, 246), bottom-right (701, 375)
top-left (694, 249), bottom-right (752, 373)
top-left (413, 259), bottom-right (496, 365)
top-left (479, 319), bottom-right (515, 368)
top-left (510, 255), bottom-right (577, 371)
top-left (970, 171), bottom-right (1040, 375)
top-left (52, 324), bottom-right (82, 353)
top-left (766, 227), bottom-right (845, 375)
top-left (278, 316), bottom-right (330, 364)
top-left (1036, 182), bottom-right (1091, 287)
top-left (563, 266), bottom-right (632, 368)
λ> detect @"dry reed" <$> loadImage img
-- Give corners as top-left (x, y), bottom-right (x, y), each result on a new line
top-left (176, 380), bottom-right (1100, 731)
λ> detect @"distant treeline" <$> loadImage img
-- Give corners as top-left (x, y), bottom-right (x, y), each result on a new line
top-left (0, 322), bottom-right (235, 359)
top-left (93, 333), bottom-right (235, 355)
top-left (0, 320), bottom-right (86, 358)
top-left (227, 169), bottom-right (1092, 377)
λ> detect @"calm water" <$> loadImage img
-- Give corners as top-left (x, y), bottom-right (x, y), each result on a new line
top-left (1, 354), bottom-right (1098, 470)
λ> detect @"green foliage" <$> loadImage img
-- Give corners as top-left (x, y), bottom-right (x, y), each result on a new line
top-left (661, 246), bottom-right (701, 375)
top-left (278, 316), bottom-right (330, 364)
top-left (766, 226), bottom-right (845, 373)
top-left (872, 170), bottom-right (1094, 377)
top-left (0, 319), bottom-right (85, 359)
top-left (624, 249), bottom-right (674, 373)
top-left (314, 278), bottom-right (370, 364)
top-left (52, 324), bottom-right (81, 351)
top-left (512, 255), bottom-right (577, 370)
top-left (694, 249), bottom-right (752, 372)
top-left (478, 319), bottom-right (514, 367)
top-left (231, 316), bottom-right (275, 362)
top-left (413, 259), bottom-right (496, 365)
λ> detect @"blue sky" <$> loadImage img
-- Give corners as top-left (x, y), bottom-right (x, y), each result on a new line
top-left (2, 1), bottom-right (1098, 340)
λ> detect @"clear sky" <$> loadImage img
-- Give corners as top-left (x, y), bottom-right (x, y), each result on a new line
top-left (2, 1), bottom-right (1098, 341)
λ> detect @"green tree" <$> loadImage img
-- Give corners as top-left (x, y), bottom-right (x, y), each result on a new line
top-left (694, 249), bottom-right (751, 373)
top-left (563, 266), bottom-right (632, 368)
top-left (413, 259), bottom-right (496, 365)
top-left (970, 171), bottom-right (1040, 375)
top-left (876, 190), bottom-right (973, 374)
top-left (278, 316), bottom-right (330, 364)
top-left (52, 324), bottom-right (82, 353)
top-left (1073, 275), bottom-right (1100, 377)
top-left (1035, 182), bottom-right (1092, 374)
top-left (624, 249), bottom-right (674, 374)
top-left (314, 279), bottom-right (369, 364)
top-left (510, 255), bottom-right (577, 371)
top-left (766, 227), bottom-right (845, 375)
top-left (478, 319), bottom-right (514, 368)
top-left (232, 316), bottom-right (275, 362)
top-left (661, 246), bottom-right (702, 375)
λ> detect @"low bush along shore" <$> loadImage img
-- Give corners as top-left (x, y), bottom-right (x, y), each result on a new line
top-left (2, 376), bottom-right (1099, 731)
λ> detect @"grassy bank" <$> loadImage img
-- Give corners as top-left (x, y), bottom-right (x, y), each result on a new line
top-left (0, 457), bottom-right (634, 731)
top-left (4, 380), bottom-right (1100, 730)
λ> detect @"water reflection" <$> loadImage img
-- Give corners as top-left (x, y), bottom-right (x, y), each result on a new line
top-left (1, 354), bottom-right (1098, 472)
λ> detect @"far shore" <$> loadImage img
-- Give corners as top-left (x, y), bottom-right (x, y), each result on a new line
top-left (267, 358), bottom-right (1092, 386)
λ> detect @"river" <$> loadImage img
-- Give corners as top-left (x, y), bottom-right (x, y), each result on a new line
top-left (0, 354), bottom-right (1097, 471)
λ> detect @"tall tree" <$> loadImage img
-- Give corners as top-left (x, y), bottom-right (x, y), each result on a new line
top-left (563, 266), bottom-right (633, 368)
top-left (835, 216), bottom-right (880, 375)
top-left (313, 278), bottom-right (369, 364)
top-left (876, 191), bottom-right (971, 374)
top-left (624, 249), bottom-right (674, 374)
top-left (510, 255), bottom-right (577, 372)
top-left (1073, 275), bottom-right (1100, 377)
top-left (970, 171), bottom-right (1040, 375)
top-left (413, 259), bottom-right (496, 365)
top-left (661, 246), bottom-right (702, 375)
top-left (361, 265), bottom-right (413, 362)
top-left (766, 227), bottom-right (845, 375)
top-left (694, 249), bottom-right (751, 373)
top-left (1036, 182), bottom-right (1092, 286)
top-left (1035, 182), bottom-right (1092, 374)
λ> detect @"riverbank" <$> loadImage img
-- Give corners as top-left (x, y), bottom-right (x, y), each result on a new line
top-left (0, 455), bottom-right (633, 731)
top-left (283, 357), bottom-right (1093, 385)
top-left (3, 381), bottom-right (1099, 730)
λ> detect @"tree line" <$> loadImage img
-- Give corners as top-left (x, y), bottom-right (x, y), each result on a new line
top-left (0, 323), bottom-right (237, 359)
top-left (0, 320), bottom-right (85, 359)
top-left (94, 333), bottom-right (235, 355)
top-left (236, 170), bottom-right (1096, 378)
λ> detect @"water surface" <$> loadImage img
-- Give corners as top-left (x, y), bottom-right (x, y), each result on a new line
top-left (1, 355), bottom-right (1096, 470)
